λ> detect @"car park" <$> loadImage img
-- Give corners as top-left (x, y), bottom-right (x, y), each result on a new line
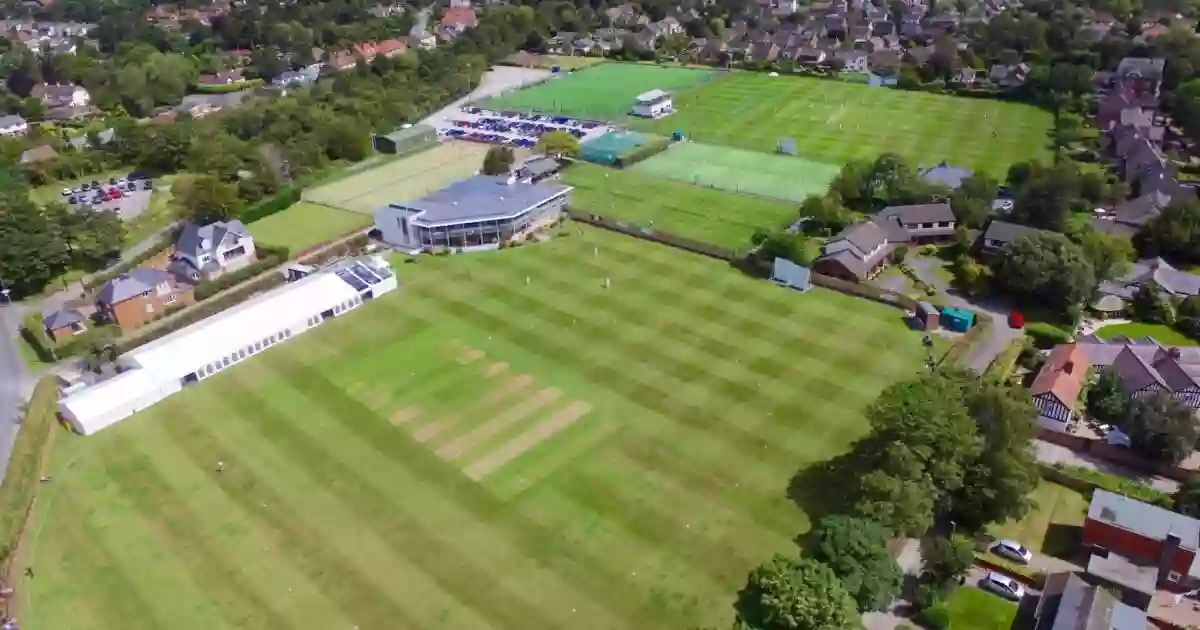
top-left (126, 182), bottom-right (137, 191)
top-left (991, 539), bottom-right (1032, 564)
top-left (981, 572), bottom-right (1024, 601)
top-left (61, 188), bottom-right (73, 196)
top-left (80, 183), bottom-right (91, 191)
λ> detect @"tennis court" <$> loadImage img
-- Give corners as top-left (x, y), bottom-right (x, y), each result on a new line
top-left (479, 63), bottom-right (716, 120)
top-left (303, 142), bottom-right (489, 214)
top-left (632, 142), bottom-right (842, 202)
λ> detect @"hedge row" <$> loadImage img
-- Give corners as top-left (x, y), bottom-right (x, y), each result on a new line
top-left (193, 245), bottom-right (289, 301)
top-left (20, 313), bottom-right (55, 363)
top-left (0, 378), bottom-right (58, 571)
top-left (82, 232), bottom-right (176, 291)
top-left (565, 211), bottom-right (739, 261)
top-left (982, 338), bottom-right (1025, 382)
top-left (613, 136), bottom-right (670, 168)
top-left (1039, 462), bottom-right (1172, 507)
top-left (239, 185), bottom-right (303, 223)
top-left (113, 272), bottom-right (287, 355)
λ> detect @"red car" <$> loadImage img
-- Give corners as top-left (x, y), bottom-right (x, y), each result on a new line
top-left (1008, 311), bottom-right (1025, 329)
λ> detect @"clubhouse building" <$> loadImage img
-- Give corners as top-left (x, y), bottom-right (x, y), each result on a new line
top-left (373, 173), bottom-right (572, 253)
top-left (630, 89), bottom-right (674, 119)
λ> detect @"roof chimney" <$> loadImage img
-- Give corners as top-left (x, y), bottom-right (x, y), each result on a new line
top-left (1170, 347), bottom-right (1183, 360)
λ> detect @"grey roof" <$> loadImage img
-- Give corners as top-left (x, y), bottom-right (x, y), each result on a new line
top-left (96, 267), bottom-right (174, 305)
top-left (1043, 572), bottom-right (1147, 630)
top-left (519, 157), bottom-right (560, 178)
top-left (1109, 345), bottom-right (1168, 392)
top-left (832, 220), bottom-right (889, 257)
top-left (919, 162), bottom-right (973, 189)
top-left (176, 220), bottom-right (249, 258)
top-left (1089, 489), bottom-right (1200, 549)
top-left (1119, 257), bottom-right (1200, 297)
top-left (1115, 56), bottom-right (1166, 81)
top-left (981, 220), bottom-right (1043, 245)
top-left (878, 203), bottom-right (955, 225)
top-left (42, 308), bottom-right (82, 329)
top-left (1113, 191), bottom-right (1169, 226)
top-left (0, 114), bottom-right (26, 128)
top-left (386, 175), bottom-right (571, 226)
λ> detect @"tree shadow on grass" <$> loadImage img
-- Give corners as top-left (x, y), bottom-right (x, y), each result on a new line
top-left (786, 448), bottom-right (867, 548)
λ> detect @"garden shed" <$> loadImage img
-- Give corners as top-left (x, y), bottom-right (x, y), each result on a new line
top-left (940, 306), bottom-right (975, 332)
top-left (915, 301), bottom-right (939, 331)
top-left (771, 258), bottom-right (811, 292)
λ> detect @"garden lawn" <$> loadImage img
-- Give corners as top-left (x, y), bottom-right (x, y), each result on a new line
top-left (23, 226), bottom-right (929, 630)
top-left (946, 587), bottom-right (1018, 630)
top-left (1096, 322), bottom-right (1198, 346)
top-left (247, 202), bottom-right (370, 254)
top-left (632, 142), bottom-right (841, 203)
top-left (480, 63), bottom-right (716, 120)
top-left (635, 73), bottom-right (1053, 177)
top-left (989, 481), bottom-right (1088, 559)
top-left (563, 163), bottom-right (798, 250)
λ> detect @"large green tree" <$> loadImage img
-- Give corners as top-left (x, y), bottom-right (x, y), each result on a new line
top-left (991, 231), bottom-right (1095, 316)
top-left (534, 129), bottom-right (581, 159)
top-left (1136, 200), bottom-right (1200, 265)
top-left (1174, 476), bottom-right (1200, 518)
top-left (0, 181), bottom-right (69, 297)
top-left (809, 515), bottom-right (902, 612)
top-left (734, 555), bottom-right (861, 630)
top-left (952, 379), bottom-right (1040, 528)
top-left (481, 145), bottom-right (515, 175)
top-left (1122, 390), bottom-right (1199, 467)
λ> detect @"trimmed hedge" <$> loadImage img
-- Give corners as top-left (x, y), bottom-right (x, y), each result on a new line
top-left (82, 232), bottom-right (176, 291)
top-left (565, 211), bottom-right (739, 260)
top-left (983, 338), bottom-right (1025, 382)
top-left (0, 378), bottom-right (58, 570)
top-left (239, 185), bottom-right (303, 223)
top-left (942, 315), bottom-right (991, 366)
top-left (1026, 322), bottom-right (1073, 348)
top-left (612, 136), bottom-right (670, 168)
top-left (20, 313), bottom-right (55, 362)
top-left (918, 604), bottom-right (950, 630)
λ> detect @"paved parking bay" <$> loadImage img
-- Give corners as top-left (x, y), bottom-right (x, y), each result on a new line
top-left (64, 183), bottom-right (155, 219)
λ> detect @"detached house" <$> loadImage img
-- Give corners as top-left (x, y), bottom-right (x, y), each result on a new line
top-left (1030, 343), bottom-right (1091, 432)
top-left (1084, 490), bottom-right (1200, 588)
top-left (871, 203), bottom-right (956, 244)
top-left (95, 268), bottom-right (195, 332)
top-left (0, 114), bottom-right (28, 137)
top-left (1114, 57), bottom-right (1166, 107)
top-left (1107, 345), bottom-right (1200, 409)
top-left (976, 220), bottom-right (1046, 258)
top-left (42, 308), bottom-right (87, 343)
top-left (812, 221), bottom-right (891, 282)
top-left (440, 6), bottom-right (477, 37)
top-left (168, 220), bottom-right (257, 282)
top-left (30, 82), bottom-right (88, 108)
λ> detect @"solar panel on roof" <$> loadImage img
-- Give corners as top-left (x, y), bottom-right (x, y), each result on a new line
top-left (336, 270), bottom-right (368, 292)
top-left (349, 263), bottom-right (382, 285)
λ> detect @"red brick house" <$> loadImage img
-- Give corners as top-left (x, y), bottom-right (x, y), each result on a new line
top-left (95, 268), bottom-right (195, 332)
top-left (1083, 489), bottom-right (1200, 588)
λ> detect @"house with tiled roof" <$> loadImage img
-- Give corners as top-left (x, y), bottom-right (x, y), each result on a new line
top-left (871, 203), bottom-right (956, 244)
top-left (812, 221), bottom-right (891, 282)
top-left (440, 6), bottom-right (477, 36)
top-left (95, 268), bottom-right (195, 331)
top-left (1030, 343), bottom-right (1091, 432)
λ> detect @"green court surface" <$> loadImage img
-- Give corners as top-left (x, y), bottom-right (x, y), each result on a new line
top-left (635, 72), bottom-right (1053, 177)
top-left (479, 63), bottom-right (717, 120)
top-left (248, 202), bottom-right (370, 254)
top-left (23, 226), bottom-right (929, 630)
top-left (563, 163), bottom-right (797, 250)
top-left (632, 142), bottom-right (842, 202)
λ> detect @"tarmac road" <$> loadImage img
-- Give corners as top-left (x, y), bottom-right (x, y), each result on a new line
top-left (0, 302), bottom-right (34, 483)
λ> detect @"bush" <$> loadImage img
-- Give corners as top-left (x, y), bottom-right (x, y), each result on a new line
top-left (82, 233), bottom-right (176, 290)
top-left (892, 245), bottom-right (909, 263)
top-left (0, 378), bottom-right (59, 567)
top-left (919, 603), bottom-right (951, 630)
top-left (239, 185), bottom-right (302, 223)
top-left (913, 582), bottom-right (943, 610)
top-left (193, 248), bottom-right (287, 301)
top-left (20, 313), bottom-right (55, 362)
top-left (1045, 463), bottom-right (1172, 507)
top-left (1026, 322), bottom-right (1073, 348)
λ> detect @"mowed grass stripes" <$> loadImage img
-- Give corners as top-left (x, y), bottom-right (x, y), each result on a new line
top-left (635, 72), bottom-right (1053, 177)
top-left (25, 226), bottom-right (928, 630)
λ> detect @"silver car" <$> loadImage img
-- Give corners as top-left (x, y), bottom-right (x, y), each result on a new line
top-left (991, 539), bottom-right (1033, 565)
top-left (982, 571), bottom-right (1025, 601)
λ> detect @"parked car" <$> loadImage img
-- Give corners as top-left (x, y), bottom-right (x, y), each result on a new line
top-left (125, 182), bottom-right (137, 191)
top-left (67, 196), bottom-right (77, 205)
top-left (80, 183), bottom-right (91, 191)
top-left (1008, 311), bottom-right (1025, 329)
top-left (142, 180), bottom-right (154, 190)
top-left (60, 188), bottom-right (72, 196)
top-left (981, 572), bottom-right (1025, 601)
top-left (991, 539), bottom-right (1032, 564)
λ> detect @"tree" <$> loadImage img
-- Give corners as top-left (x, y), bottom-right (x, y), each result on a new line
top-left (800, 195), bottom-right (851, 235)
top-left (1087, 370), bottom-right (1130, 427)
top-left (481, 145), bottom-right (515, 175)
top-left (855, 372), bottom-right (980, 536)
top-left (952, 379), bottom-right (1040, 528)
top-left (1122, 390), bottom-right (1199, 466)
top-left (1174, 475), bottom-right (1200, 518)
top-left (173, 175), bottom-right (244, 223)
top-left (0, 178), bottom-right (69, 297)
top-left (949, 174), bottom-right (998, 229)
top-left (1130, 284), bottom-right (1174, 325)
top-left (1009, 161), bottom-right (1081, 233)
top-left (1136, 200), bottom-right (1200, 265)
top-left (734, 555), bottom-right (861, 630)
top-left (991, 232), bottom-right (1095, 316)
top-left (758, 230), bottom-right (817, 265)
top-left (921, 536), bottom-right (974, 588)
top-left (534, 129), bottom-right (580, 159)
top-left (809, 515), bottom-right (903, 612)
top-left (1073, 226), bottom-right (1134, 282)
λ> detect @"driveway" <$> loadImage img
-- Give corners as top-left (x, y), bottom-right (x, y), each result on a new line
top-left (862, 539), bottom-right (923, 630)
top-left (906, 256), bottom-right (1023, 373)
top-left (1034, 439), bottom-right (1179, 492)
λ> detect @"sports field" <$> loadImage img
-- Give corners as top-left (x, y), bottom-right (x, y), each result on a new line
top-left (23, 226), bottom-right (928, 630)
top-left (636, 73), bottom-right (1053, 176)
top-left (302, 141), bottom-right (489, 214)
top-left (479, 63), bottom-right (716, 120)
top-left (563, 163), bottom-right (797, 250)
top-left (632, 142), bottom-right (842, 202)
top-left (248, 202), bottom-right (370, 253)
